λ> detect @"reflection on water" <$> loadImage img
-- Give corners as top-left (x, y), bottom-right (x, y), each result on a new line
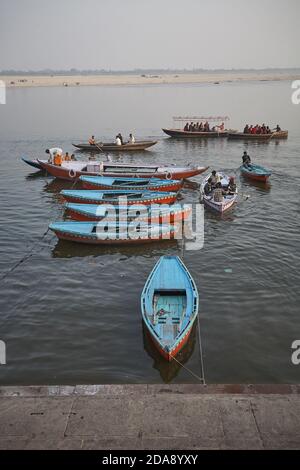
top-left (142, 322), bottom-right (197, 383)
top-left (51, 238), bottom-right (179, 259)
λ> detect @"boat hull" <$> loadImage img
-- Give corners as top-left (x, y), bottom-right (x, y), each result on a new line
top-left (61, 191), bottom-right (177, 205)
top-left (80, 178), bottom-right (183, 192)
top-left (147, 322), bottom-right (193, 361)
top-left (72, 140), bottom-right (157, 151)
top-left (37, 160), bottom-right (209, 181)
top-left (201, 172), bottom-right (237, 213)
top-left (162, 128), bottom-right (228, 138)
top-left (240, 165), bottom-right (271, 182)
top-left (65, 204), bottom-right (191, 223)
top-left (228, 131), bottom-right (288, 140)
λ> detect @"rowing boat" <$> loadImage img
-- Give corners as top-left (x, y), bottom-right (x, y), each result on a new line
top-left (228, 130), bottom-right (288, 140)
top-left (240, 164), bottom-right (271, 182)
top-left (64, 202), bottom-right (191, 223)
top-left (72, 140), bottom-right (157, 151)
top-left (21, 157), bottom-right (44, 170)
top-left (200, 172), bottom-right (238, 213)
top-left (49, 221), bottom-right (179, 245)
top-left (141, 256), bottom-right (199, 361)
top-left (37, 160), bottom-right (209, 181)
top-left (79, 175), bottom-right (183, 192)
top-left (60, 189), bottom-right (177, 205)
top-left (162, 128), bottom-right (228, 138)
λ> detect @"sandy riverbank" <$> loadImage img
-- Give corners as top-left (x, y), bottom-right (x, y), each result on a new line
top-left (1, 70), bottom-right (300, 88)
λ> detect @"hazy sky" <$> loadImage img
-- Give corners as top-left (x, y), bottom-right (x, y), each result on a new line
top-left (0, 0), bottom-right (299, 71)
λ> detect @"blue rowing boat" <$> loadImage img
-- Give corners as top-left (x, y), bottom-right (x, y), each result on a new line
top-left (49, 221), bottom-right (179, 245)
top-left (79, 175), bottom-right (183, 192)
top-left (60, 189), bottom-right (177, 205)
top-left (141, 256), bottom-right (199, 361)
top-left (240, 164), bottom-right (271, 182)
top-left (65, 202), bottom-right (191, 223)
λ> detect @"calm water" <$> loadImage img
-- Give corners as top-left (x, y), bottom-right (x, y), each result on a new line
top-left (0, 80), bottom-right (299, 385)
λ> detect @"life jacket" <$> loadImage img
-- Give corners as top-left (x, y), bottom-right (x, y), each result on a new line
top-left (54, 153), bottom-right (62, 166)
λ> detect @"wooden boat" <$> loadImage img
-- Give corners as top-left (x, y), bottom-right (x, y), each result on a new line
top-left (60, 189), bottom-right (178, 205)
top-left (37, 159), bottom-right (209, 181)
top-left (228, 130), bottom-right (288, 140)
top-left (22, 157), bottom-right (44, 170)
top-left (79, 175), bottom-right (183, 192)
top-left (141, 256), bottom-right (199, 361)
top-left (65, 202), bottom-right (191, 223)
top-left (200, 172), bottom-right (238, 213)
top-left (162, 128), bottom-right (228, 138)
top-left (72, 140), bottom-right (157, 151)
top-left (49, 221), bottom-right (179, 245)
top-left (240, 164), bottom-right (271, 182)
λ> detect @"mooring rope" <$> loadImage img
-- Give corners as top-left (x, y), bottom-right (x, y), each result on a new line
top-left (170, 353), bottom-right (204, 383)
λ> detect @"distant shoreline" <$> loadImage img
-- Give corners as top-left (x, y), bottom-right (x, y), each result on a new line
top-left (1, 70), bottom-right (300, 88)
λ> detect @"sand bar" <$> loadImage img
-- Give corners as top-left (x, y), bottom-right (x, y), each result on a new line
top-left (1, 70), bottom-right (300, 88)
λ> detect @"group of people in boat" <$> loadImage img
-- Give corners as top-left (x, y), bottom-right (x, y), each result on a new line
top-left (88, 133), bottom-right (136, 146)
top-left (243, 124), bottom-right (281, 135)
top-left (203, 170), bottom-right (236, 202)
top-left (46, 148), bottom-right (76, 165)
top-left (183, 121), bottom-right (225, 133)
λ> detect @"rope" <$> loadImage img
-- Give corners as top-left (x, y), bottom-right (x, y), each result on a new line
top-left (170, 353), bottom-right (204, 383)
top-left (0, 227), bottom-right (50, 282)
top-left (197, 313), bottom-right (206, 385)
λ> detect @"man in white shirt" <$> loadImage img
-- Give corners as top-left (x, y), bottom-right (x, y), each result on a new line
top-left (129, 133), bottom-right (135, 144)
top-left (115, 136), bottom-right (122, 146)
top-left (45, 147), bottom-right (63, 163)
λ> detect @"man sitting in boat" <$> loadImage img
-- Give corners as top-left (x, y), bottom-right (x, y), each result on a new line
top-left (184, 122), bottom-right (189, 131)
top-left (244, 124), bottom-right (249, 134)
top-left (129, 133), bottom-right (135, 144)
top-left (217, 122), bottom-right (225, 132)
top-left (64, 152), bottom-right (71, 161)
top-left (88, 135), bottom-right (96, 145)
top-left (115, 135), bottom-right (122, 146)
top-left (210, 170), bottom-right (220, 188)
top-left (117, 133), bottom-right (124, 145)
top-left (242, 151), bottom-right (252, 168)
top-left (203, 177), bottom-right (213, 196)
top-left (275, 124), bottom-right (281, 132)
top-left (213, 182), bottom-right (224, 202)
top-left (45, 147), bottom-right (63, 164)
top-left (199, 122), bottom-right (203, 131)
top-left (226, 176), bottom-right (236, 195)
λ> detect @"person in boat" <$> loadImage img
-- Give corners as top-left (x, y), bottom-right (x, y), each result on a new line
top-left (226, 176), bottom-right (236, 195)
top-left (129, 133), bottom-right (135, 144)
top-left (199, 122), bottom-right (203, 131)
top-left (266, 126), bottom-right (271, 134)
top-left (213, 182), bottom-right (225, 202)
top-left (210, 170), bottom-right (220, 188)
top-left (45, 147), bottom-right (63, 164)
top-left (184, 122), bottom-right (189, 131)
top-left (115, 135), bottom-right (122, 146)
top-left (188, 122), bottom-right (194, 132)
top-left (276, 124), bottom-right (281, 132)
top-left (203, 177), bottom-right (213, 196)
top-left (117, 133), bottom-right (124, 144)
top-left (88, 135), bottom-right (96, 145)
top-left (218, 122), bottom-right (225, 131)
top-left (242, 151), bottom-right (252, 168)
top-left (64, 151), bottom-right (71, 161)
top-left (244, 124), bottom-right (249, 134)
top-left (71, 153), bottom-right (76, 161)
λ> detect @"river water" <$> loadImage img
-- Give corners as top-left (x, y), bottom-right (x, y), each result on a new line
top-left (0, 80), bottom-right (299, 384)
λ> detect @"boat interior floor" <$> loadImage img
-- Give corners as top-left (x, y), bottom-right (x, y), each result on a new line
top-left (150, 290), bottom-right (187, 344)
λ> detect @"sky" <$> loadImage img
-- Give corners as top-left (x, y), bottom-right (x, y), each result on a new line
top-left (0, 0), bottom-right (299, 71)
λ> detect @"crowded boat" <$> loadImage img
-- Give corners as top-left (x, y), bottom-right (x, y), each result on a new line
top-left (243, 124), bottom-right (281, 135)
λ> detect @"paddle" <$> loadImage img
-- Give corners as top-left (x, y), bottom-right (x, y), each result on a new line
top-left (94, 141), bottom-right (112, 162)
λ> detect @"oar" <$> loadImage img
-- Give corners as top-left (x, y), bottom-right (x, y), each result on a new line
top-left (94, 141), bottom-right (112, 161)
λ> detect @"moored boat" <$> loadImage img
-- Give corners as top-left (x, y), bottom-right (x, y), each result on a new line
top-left (240, 164), bottom-right (271, 182)
top-left (141, 256), bottom-right (199, 361)
top-left (72, 140), bottom-right (157, 151)
top-left (162, 115), bottom-right (230, 138)
top-left (37, 159), bottom-right (209, 181)
top-left (79, 175), bottom-right (183, 192)
top-left (49, 221), bottom-right (179, 245)
top-left (65, 202), bottom-right (191, 223)
top-left (60, 189), bottom-right (178, 205)
top-left (200, 172), bottom-right (238, 213)
top-left (228, 130), bottom-right (288, 140)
